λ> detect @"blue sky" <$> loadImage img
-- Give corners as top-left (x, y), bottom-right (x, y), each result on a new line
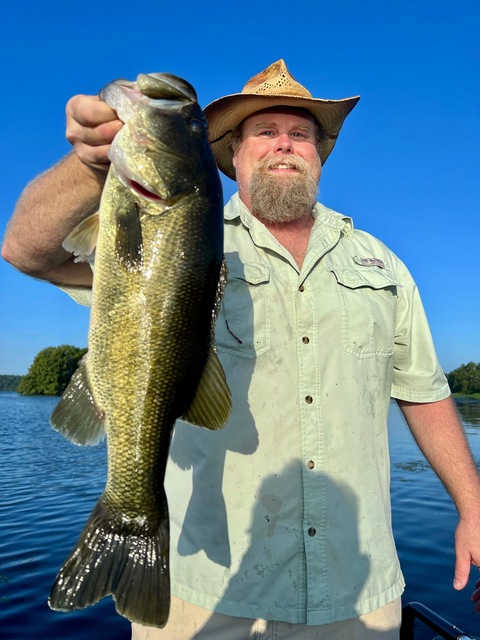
top-left (1, 0), bottom-right (478, 375)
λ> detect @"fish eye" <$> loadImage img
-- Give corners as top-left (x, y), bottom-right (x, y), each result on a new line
top-left (188, 118), bottom-right (203, 132)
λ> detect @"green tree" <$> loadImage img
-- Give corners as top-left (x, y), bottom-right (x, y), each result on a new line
top-left (17, 345), bottom-right (87, 396)
top-left (447, 361), bottom-right (480, 395)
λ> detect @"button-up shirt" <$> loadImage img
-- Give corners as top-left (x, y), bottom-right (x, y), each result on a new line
top-left (60, 193), bottom-right (450, 625)
top-left (165, 194), bottom-right (450, 625)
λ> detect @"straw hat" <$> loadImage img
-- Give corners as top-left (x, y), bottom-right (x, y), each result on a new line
top-left (204, 60), bottom-right (360, 180)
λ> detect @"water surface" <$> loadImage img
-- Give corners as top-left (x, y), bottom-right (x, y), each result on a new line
top-left (1, 393), bottom-right (479, 638)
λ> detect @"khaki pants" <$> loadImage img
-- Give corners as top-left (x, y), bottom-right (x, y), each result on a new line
top-left (131, 596), bottom-right (401, 639)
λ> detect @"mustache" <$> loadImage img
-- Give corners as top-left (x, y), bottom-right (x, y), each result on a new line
top-left (255, 155), bottom-right (310, 174)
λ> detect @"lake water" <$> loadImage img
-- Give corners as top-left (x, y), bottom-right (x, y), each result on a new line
top-left (1, 392), bottom-right (479, 639)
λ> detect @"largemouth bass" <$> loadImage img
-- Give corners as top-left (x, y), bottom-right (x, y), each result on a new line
top-left (48, 72), bottom-right (231, 628)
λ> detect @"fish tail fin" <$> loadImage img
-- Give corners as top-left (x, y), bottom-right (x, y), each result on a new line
top-left (49, 494), bottom-right (170, 628)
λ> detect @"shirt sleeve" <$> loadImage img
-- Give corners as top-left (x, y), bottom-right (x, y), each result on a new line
top-left (390, 257), bottom-right (450, 402)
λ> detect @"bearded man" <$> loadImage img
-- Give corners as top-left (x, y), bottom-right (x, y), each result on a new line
top-left (3, 60), bottom-right (480, 640)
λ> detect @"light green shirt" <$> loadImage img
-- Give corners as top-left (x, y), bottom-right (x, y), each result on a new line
top-left (61, 193), bottom-right (450, 625)
top-left (166, 194), bottom-right (449, 625)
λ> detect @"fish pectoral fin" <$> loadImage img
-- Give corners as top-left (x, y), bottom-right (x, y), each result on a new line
top-left (181, 342), bottom-right (232, 430)
top-left (63, 212), bottom-right (100, 263)
top-left (50, 356), bottom-right (106, 445)
top-left (115, 200), bottom-right (144, 271)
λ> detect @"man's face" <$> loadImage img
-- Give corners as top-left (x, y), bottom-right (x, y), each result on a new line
top-left (232, 107), bottom-right (322, 215)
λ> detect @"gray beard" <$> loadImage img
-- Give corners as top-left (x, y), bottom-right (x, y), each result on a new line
top-left (249, 156), bottom-right (319, 224)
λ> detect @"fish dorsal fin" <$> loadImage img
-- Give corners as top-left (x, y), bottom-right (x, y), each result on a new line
top-left (181, 343), bottom-right (232, 430)
top-left (115, 201), bottom-right (144, 271)
top-left (50, 357), bottom-right (106, 445)
top-left (63, 212), bottom-right (100, 263)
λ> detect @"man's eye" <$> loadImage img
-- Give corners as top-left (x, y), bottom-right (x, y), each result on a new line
top-left (291, 131), bottom-right (307, 139)
top-left (259, 130), bottom-right (275, 137)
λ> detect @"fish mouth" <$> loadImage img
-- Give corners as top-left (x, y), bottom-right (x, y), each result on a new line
top-left (115, 167), bottom-right (190, 207)
top-left (121, 173), bottom-right (164, 202)
top-left (108, 136), bottom-right (163, 202)
top-left (114, 163), bottom-right (166, 202)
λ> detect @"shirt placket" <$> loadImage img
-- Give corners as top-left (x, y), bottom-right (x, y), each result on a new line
top-left (295, 275), bottom-right (330, 617)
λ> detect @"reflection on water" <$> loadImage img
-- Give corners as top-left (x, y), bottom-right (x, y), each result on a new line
top-left (456, 397), bottom-right (480, 427)
top-left (394, 460), bottom-right (430, 474)
top-left (0, 393), bottom-right (479, 639)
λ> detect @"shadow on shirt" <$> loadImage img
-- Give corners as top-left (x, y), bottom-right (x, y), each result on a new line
top-left (165, 462), bottom-right (386, 635)
top-left (168, 252), bottom-right (263, 568)
top-left (168, 345), bottom-right (259, 568)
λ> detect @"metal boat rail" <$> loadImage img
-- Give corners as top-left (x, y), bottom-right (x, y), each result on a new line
top-left (401, 602), bottom-right (478, 640)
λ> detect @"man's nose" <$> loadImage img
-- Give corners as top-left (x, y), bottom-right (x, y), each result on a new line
top-left (274, 133), bottom-right (293, 154)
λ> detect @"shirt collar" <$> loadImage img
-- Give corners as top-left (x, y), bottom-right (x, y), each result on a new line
top-left (312, 202), bottom-right (354, 238)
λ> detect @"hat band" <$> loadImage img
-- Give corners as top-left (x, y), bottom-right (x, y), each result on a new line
top-left (210, 129), bottom-right (233, 145)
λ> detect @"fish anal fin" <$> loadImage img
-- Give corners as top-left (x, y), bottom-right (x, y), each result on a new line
top-left (115, 200), bottom-right (144, 271)
top-left (63, 213), bottom-right (100, 263)
top-left (182, 342), bottom-right (232, 430)
top-left (49, 495), bottom-right (170, 628)
top-left (50, 356), bottom-right (106, 445)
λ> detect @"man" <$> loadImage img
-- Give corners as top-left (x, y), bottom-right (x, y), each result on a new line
top-left (3, 60), bottom-right (480, 639)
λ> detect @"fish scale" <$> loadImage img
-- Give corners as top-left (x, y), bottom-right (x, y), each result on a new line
top-left (48, 72), bottom-right (231, 628)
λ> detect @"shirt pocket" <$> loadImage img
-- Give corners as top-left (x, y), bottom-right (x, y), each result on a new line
top-left (215, 261), bottom-right (270, 358)
top-left (331, 267), bottom-right (399, 359)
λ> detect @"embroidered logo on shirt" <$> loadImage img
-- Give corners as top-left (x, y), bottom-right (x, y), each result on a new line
top-left (353, 256), bottom-right (386, 269)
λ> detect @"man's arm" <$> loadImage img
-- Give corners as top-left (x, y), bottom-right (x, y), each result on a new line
top-left (397, 397), bottom-right (480, 591)
top-left (1, 95), bottom-right (122, 287)
top-left (2, 152), bottom-right (103, 285)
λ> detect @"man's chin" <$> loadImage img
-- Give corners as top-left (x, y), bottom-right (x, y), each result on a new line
top-left (249, 163), bottom-right (319, 224)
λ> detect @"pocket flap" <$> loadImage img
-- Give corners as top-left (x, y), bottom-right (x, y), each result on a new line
top-left (227, 260), bottom-right (270, 285)
top-left (331, 267), bottom-right (400, 290)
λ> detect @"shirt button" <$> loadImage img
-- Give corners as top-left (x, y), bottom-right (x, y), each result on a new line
top-left (302, 336), bottom-right (310, 344)
top-left (298, 284), bottom-right (305, 292)
top-left (308, 527), bottom-right (316, 537)
top-left (307, 460), bottom-right (315, 470)
top-left (305, 395), bottom-right (313, 404)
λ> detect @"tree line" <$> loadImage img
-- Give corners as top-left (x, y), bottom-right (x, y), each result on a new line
top-left (0, 375), bottom-right (23, 392)
top-left (14, 345), bottom-right (87, 396)
top-left (446, 361), bottom-right (480, 396)
top-left (1, 349), bottom-right (479, 397)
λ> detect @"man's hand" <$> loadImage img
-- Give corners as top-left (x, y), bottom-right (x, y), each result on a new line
top-left (66, 95), bottom-right (123, 175)
top-left (453, 515), bottom-right (480, 591)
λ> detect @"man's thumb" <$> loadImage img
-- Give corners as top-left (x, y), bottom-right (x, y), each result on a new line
top-left (453, 555), bottom-right (471, 590)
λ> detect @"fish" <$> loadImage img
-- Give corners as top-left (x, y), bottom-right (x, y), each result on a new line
top-left (48, 72), bottom-right (231, 628)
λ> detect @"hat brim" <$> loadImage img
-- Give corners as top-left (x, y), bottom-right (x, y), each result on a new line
top-left (204, 93), bottom-right (360, 180)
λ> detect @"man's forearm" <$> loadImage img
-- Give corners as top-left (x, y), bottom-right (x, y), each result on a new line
top-left (2, 151), bottom-right (104, 285)
top-left (397, 396), bottom-right (480, 516)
